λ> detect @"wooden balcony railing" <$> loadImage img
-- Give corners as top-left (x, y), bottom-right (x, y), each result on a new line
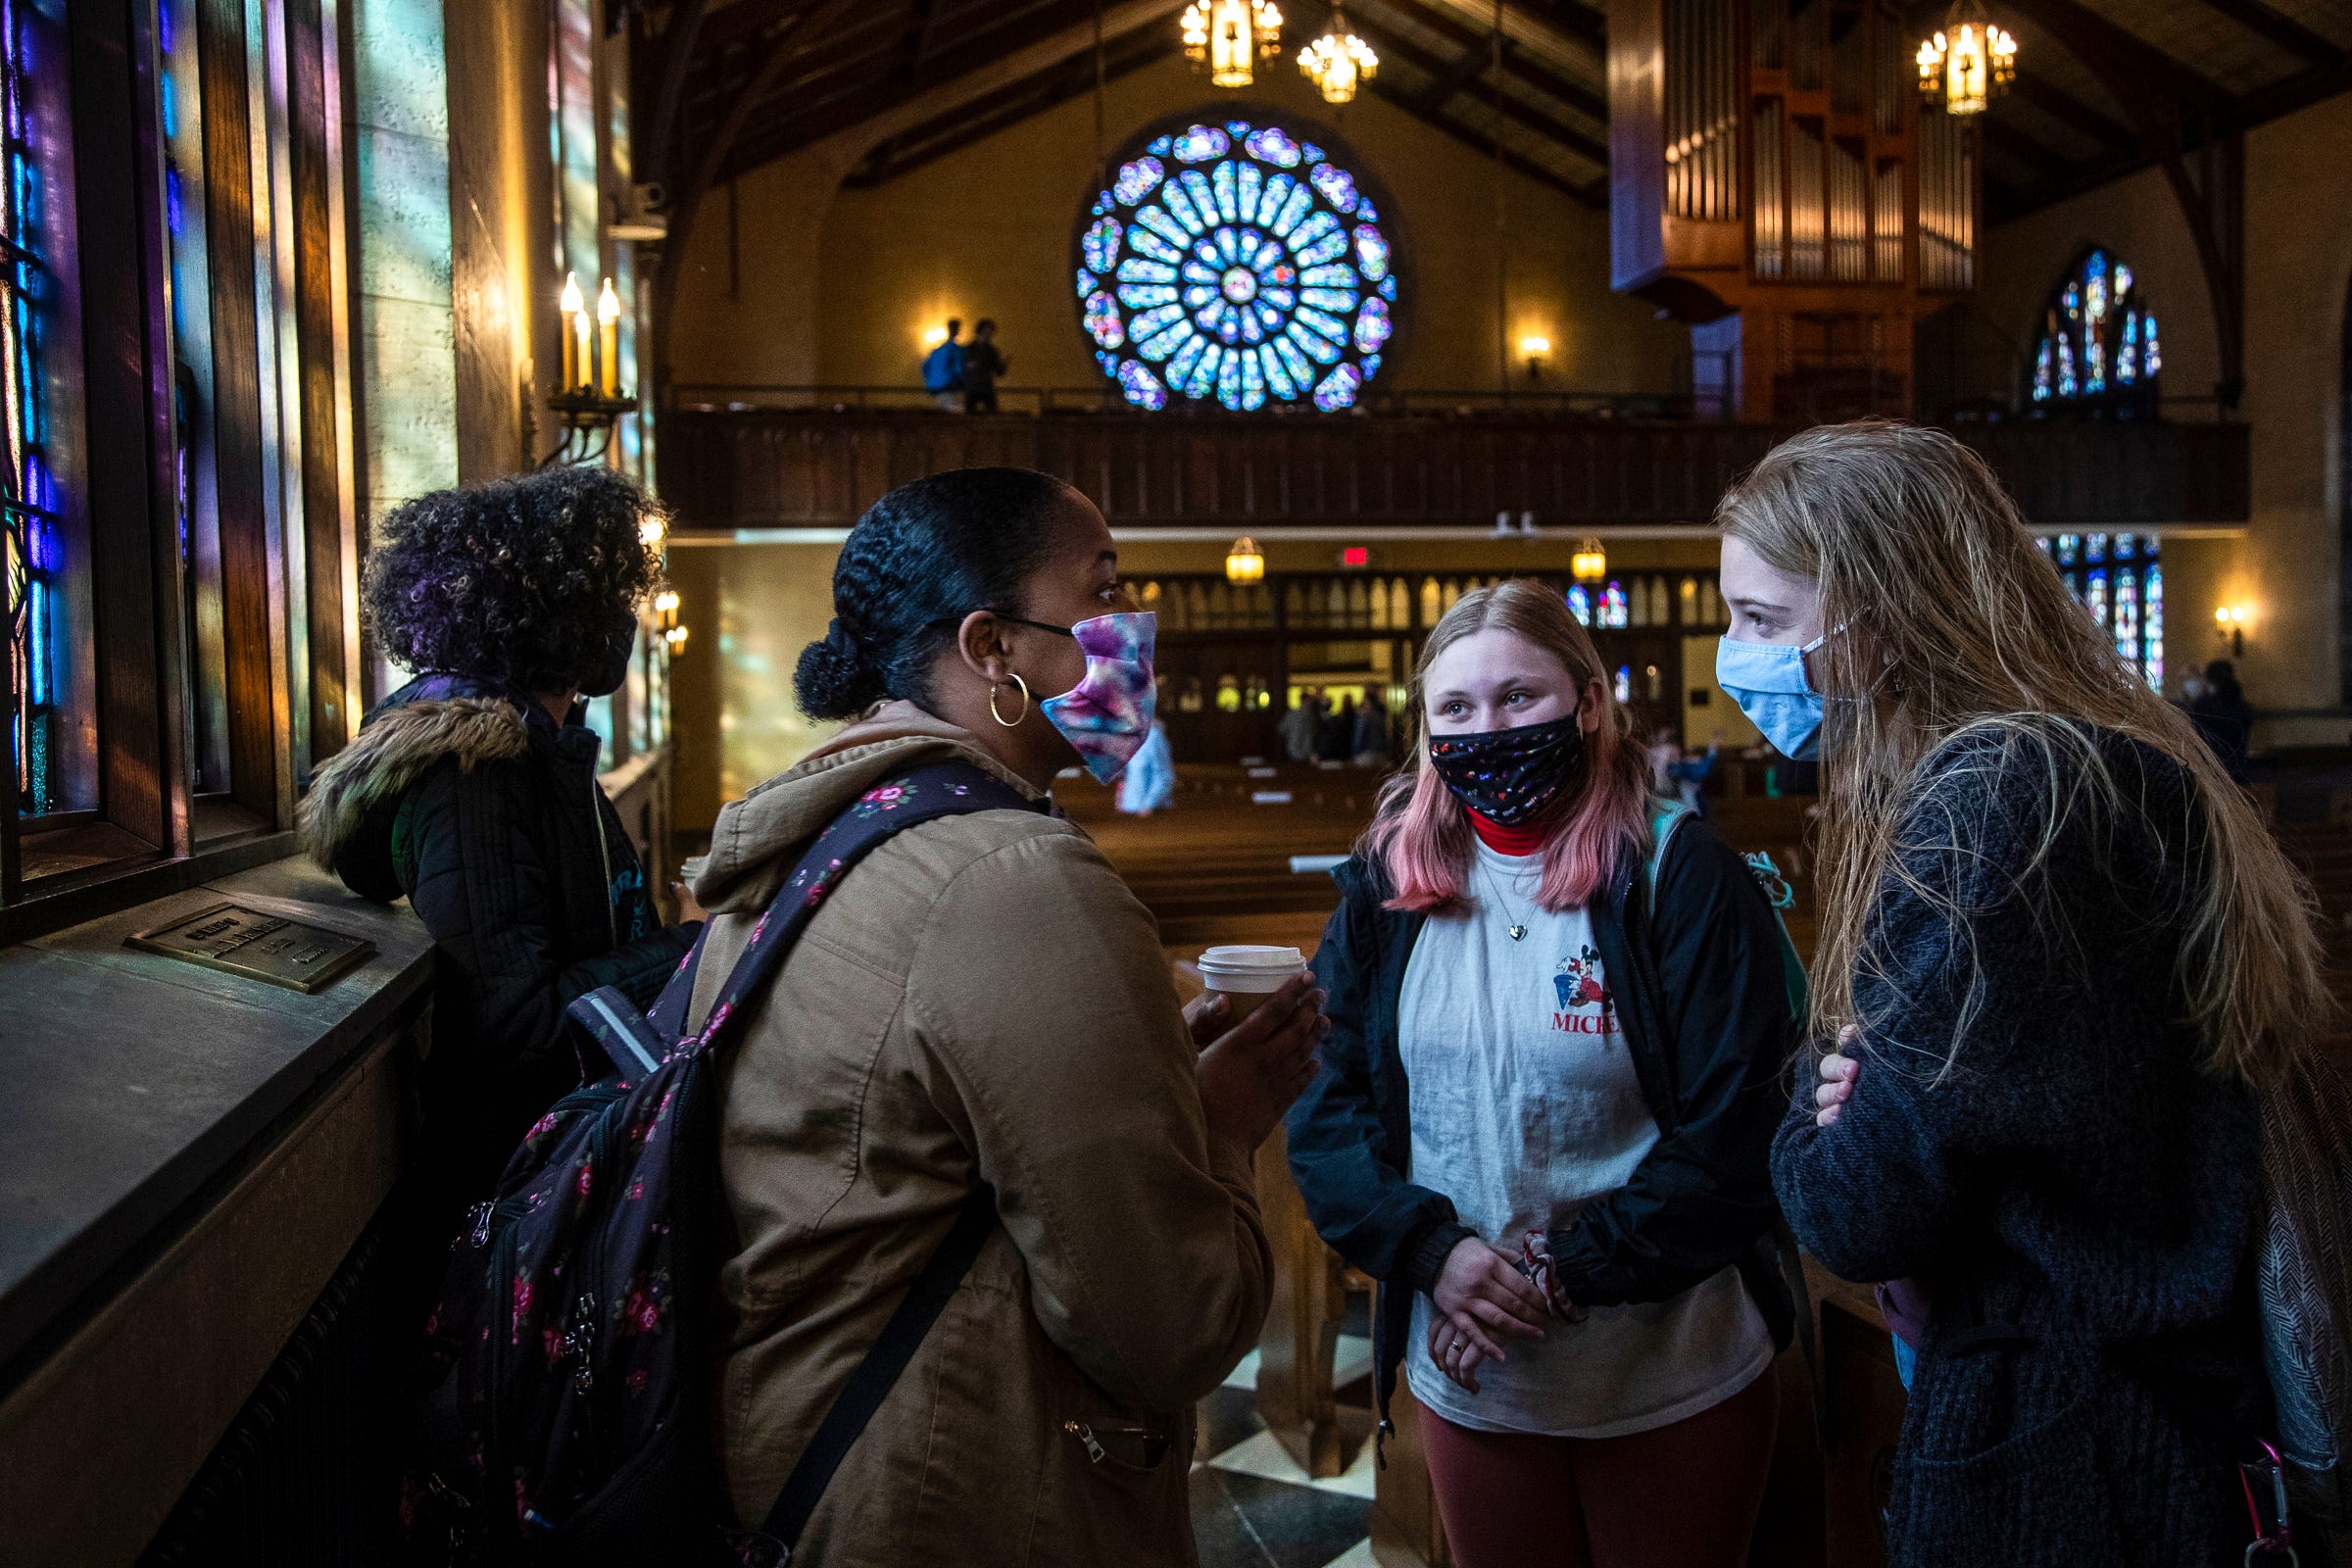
top-left (659, 398), bottom-right (2250, 533)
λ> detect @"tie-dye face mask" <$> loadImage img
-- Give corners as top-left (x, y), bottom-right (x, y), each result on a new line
top-left (1038, 611), bottom-right (1158, 784)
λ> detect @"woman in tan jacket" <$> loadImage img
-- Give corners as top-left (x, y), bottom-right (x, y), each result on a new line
top-left (688, 467), bottom-right (1325, 1564)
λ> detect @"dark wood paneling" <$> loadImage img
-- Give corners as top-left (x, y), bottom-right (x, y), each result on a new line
top-left (288, 0), bottom-right (345, 763)
top-left (198, 0), bottom-right (278, 818)
top-left (70, 0), bottom-right (172, 850)
top-left (659, 411), bottom-right (2252, 532)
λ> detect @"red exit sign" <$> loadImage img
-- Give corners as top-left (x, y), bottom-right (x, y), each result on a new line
top-left (1340, 546), bottom-right (1370, 568)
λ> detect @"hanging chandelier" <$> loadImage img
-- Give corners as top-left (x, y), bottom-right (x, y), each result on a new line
top-left (1183, 0), bottom-right (1283, 89)
top-left (1225, 536), bottom-right (1266, 585)
top-left (1298, 4), bottom-right (1377, 104)
top-left (1917, 0), bottom-right (2017, 117)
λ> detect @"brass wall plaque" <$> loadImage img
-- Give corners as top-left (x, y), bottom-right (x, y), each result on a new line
top-left (125, 902), bottom-right (376, 994)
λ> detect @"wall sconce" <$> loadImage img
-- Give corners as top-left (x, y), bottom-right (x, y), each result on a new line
top-left (1225, 535), bottom-right (1266, 585)
top-left (2215, 604), bottom-right (2251, 658)
top-left (1571, 536), bottom-right (1607, 583)
top-left (663, 623), bottom-right (691, 655)
top-left (1519, 333), bottom-right (1551, 382)
top-left (654, 589), bottom-right (681, 628)
top-left (548, 271), bottom-right (637, 466)
top-left (923, 324), bottom-right (950, 348)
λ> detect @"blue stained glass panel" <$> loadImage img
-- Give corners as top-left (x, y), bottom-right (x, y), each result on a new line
top-left (1076, 118), bottom-right (1395, 413)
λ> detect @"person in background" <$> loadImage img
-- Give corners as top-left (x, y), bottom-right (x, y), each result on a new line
top-left (959, 318), bottom-right (1008, 414)
top-left (1119, 717), bottom-right (1178, 816)
top-left (921, 318), bottom-right (965, 413)
top-left (1280, 691), bottom-right (1320, 762)
top-left (701, 466), bottom-right (1325, 1563)
top-left (1318, 694), bottom-right (1356, 762)
top-left (1735, 422), bottom-right (2327, 1567)
top-left (1289, 580), bottom-right (1798, 1568)
top-left (1649, 726), bottom-right (1719, 819)
top-left (2188, 657), bottom-right (2256, 784)
top-left (1352, 689), bottom-right (1393, 767)
top-left (302, 466), bottom-right (698, 1221)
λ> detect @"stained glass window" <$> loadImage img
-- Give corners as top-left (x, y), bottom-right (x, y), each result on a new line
top-left (1567, 584), bottom-right (1592, 626)
top-left (1075, 119), bottom-right (1397, 413)
top-left (2032, 249), bottom-right (2158, 414)
top-left (2046, 532), bottom-right (2163, 690)
top-left (4, 0), bottom-right (62, 817)
top-left (1600, 580), bottom-right (1630, 629)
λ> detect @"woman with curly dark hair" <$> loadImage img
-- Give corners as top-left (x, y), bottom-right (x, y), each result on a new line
top-left (302, 466), bottom-right (697, 1215)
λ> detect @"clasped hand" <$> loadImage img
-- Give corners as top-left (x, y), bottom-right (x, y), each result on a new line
top-left (1426, 1237), bottom-right (1559, 1395)
top-left (1814, 1023), bottom-right (1862, 1127)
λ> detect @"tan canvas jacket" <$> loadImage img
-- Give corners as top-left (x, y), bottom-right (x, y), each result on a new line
top-left (687, 703), bottom-right (1270, 1566)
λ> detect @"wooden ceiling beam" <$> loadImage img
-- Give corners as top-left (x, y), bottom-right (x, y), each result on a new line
top-left (848, 29), bottom-right (1176, 188)
top-left (2180, 0), bottom-right (2341, 66)
top-left (718, 0), bottom-right (1097, 179)
top-left (639, 0), bottom-right (710, 189)
top-left (1365, 74), bottom-right (1604, 204)
top-left (1370, 0), bottom-right (1607, 122)
top-left (1352, 11), bottom-right (1608, 166)
top-left (2010, 70), bottom-right (2136, 154)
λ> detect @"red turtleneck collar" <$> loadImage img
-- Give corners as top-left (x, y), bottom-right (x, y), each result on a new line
top-left (1467, 807), bottom-right (1555, 857)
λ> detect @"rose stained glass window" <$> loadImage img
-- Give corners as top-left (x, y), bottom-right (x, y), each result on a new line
top-left (1075, 119), bottom-right (1398, 413)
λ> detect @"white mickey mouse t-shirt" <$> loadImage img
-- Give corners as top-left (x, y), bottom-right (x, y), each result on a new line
top-left (1401, 839), bottom-right (1774, 1439)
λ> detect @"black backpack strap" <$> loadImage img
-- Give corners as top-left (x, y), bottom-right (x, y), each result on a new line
top-left (567, 762), bottom-right (1041, 1082)
top-left (688, 762), bottom-right (1042, 1060)
top-left (758, 1184), bottom-right (998, 1554)
top-left (679, 762), bottom-right (1038, 1554)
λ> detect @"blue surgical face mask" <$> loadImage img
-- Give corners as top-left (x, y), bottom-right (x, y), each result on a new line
top-left (1716, 631), bottom-right (1832, 761)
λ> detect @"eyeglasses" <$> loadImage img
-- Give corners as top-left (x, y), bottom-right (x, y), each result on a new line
top-left (923, 611), bottom-right (1074, 638)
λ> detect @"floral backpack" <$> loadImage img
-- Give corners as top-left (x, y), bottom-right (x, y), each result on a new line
top-left (404, 762), bottom-right (1042, 1566)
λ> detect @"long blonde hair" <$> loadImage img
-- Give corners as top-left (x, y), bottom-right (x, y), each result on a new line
top-left (1716, 420), bottom-right (2326, 1088)
top-left (1365, 580), bottom-right (1653, 912)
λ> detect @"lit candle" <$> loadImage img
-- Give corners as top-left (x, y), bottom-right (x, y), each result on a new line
top-left (559, 272), bottom-right (584, 391)
top-left (597, 277), bottom-right (621, 398)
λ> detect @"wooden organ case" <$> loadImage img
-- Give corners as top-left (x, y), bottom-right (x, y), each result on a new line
top-left (1607, 0), bottom-right (1981, 420)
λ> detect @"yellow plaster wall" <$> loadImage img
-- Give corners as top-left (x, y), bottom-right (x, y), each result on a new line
top-left (1981, 90), bottom-right (2351, 731)
top-left (675, 54), bottom-right (1684, 397)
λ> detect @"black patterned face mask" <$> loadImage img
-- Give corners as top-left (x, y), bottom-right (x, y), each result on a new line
top-left (1427, 711), bottom-right (1586, 825)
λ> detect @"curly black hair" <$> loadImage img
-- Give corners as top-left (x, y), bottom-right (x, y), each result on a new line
top-left (361, 466), bottom-right (663, 691)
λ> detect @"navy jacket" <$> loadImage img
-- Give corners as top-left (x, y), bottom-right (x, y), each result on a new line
top-left (1287, 811), bottom-right (1803, 1437)
top-left (1771, 724), bottom-right (2267, 1567)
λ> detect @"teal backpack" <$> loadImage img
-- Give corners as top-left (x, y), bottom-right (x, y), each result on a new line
top-left (1646, 799), bottom-right (1810, 1020)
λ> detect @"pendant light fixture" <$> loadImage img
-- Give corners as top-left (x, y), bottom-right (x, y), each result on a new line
top-left (1916, 0), bottom-right (2017, 117)
top-left (1225, 536), bottom-right (1267, 585)
top-left (1298, 3), bottom-right (1377, 104)
top-left (1571, 537), bottom-right (1608, 584)
top-left (1182, 0), bottom-right (1284, 89)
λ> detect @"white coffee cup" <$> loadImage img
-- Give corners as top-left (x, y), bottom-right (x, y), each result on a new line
top-left (1197, 945), bottom-right (1307, 1023)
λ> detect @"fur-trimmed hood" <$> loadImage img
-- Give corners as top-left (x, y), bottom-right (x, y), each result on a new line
top-left (300, 678), bottom-right (535, 876)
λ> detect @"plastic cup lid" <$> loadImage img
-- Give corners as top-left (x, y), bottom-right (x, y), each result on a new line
top-left (1198, 945), bottom-right (1306, 972)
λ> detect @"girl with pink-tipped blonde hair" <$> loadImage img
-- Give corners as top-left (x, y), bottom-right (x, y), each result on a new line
top-left (1288, 579), bottom-right (1802, 1568)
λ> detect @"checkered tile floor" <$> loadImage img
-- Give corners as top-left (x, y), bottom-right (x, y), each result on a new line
top-left (1191, 1338), bottom-right (1377, 1568)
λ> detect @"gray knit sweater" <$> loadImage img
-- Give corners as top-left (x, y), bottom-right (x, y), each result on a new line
top-left (1772, 722), bottom-right (2267, 1568)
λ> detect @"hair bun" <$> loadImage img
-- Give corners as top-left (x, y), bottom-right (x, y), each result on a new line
top-left (794, 618), bottom-right (888, 720)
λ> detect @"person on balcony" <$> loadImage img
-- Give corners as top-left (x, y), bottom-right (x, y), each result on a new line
top-left (921, 317), bottom-right (965, 413)
top-left (1735, 422), bottom-right (2327, 1568)
top-left (301, 466), bottom-right (697, 1219)
top-left (959, 318), bottom-right (1008, 414)
top-left (1288, 580), bottom-right (1799, 1568)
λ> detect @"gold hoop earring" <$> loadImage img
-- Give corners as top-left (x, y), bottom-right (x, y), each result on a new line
top-left (990, 673), bottom-right (1032, 728)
